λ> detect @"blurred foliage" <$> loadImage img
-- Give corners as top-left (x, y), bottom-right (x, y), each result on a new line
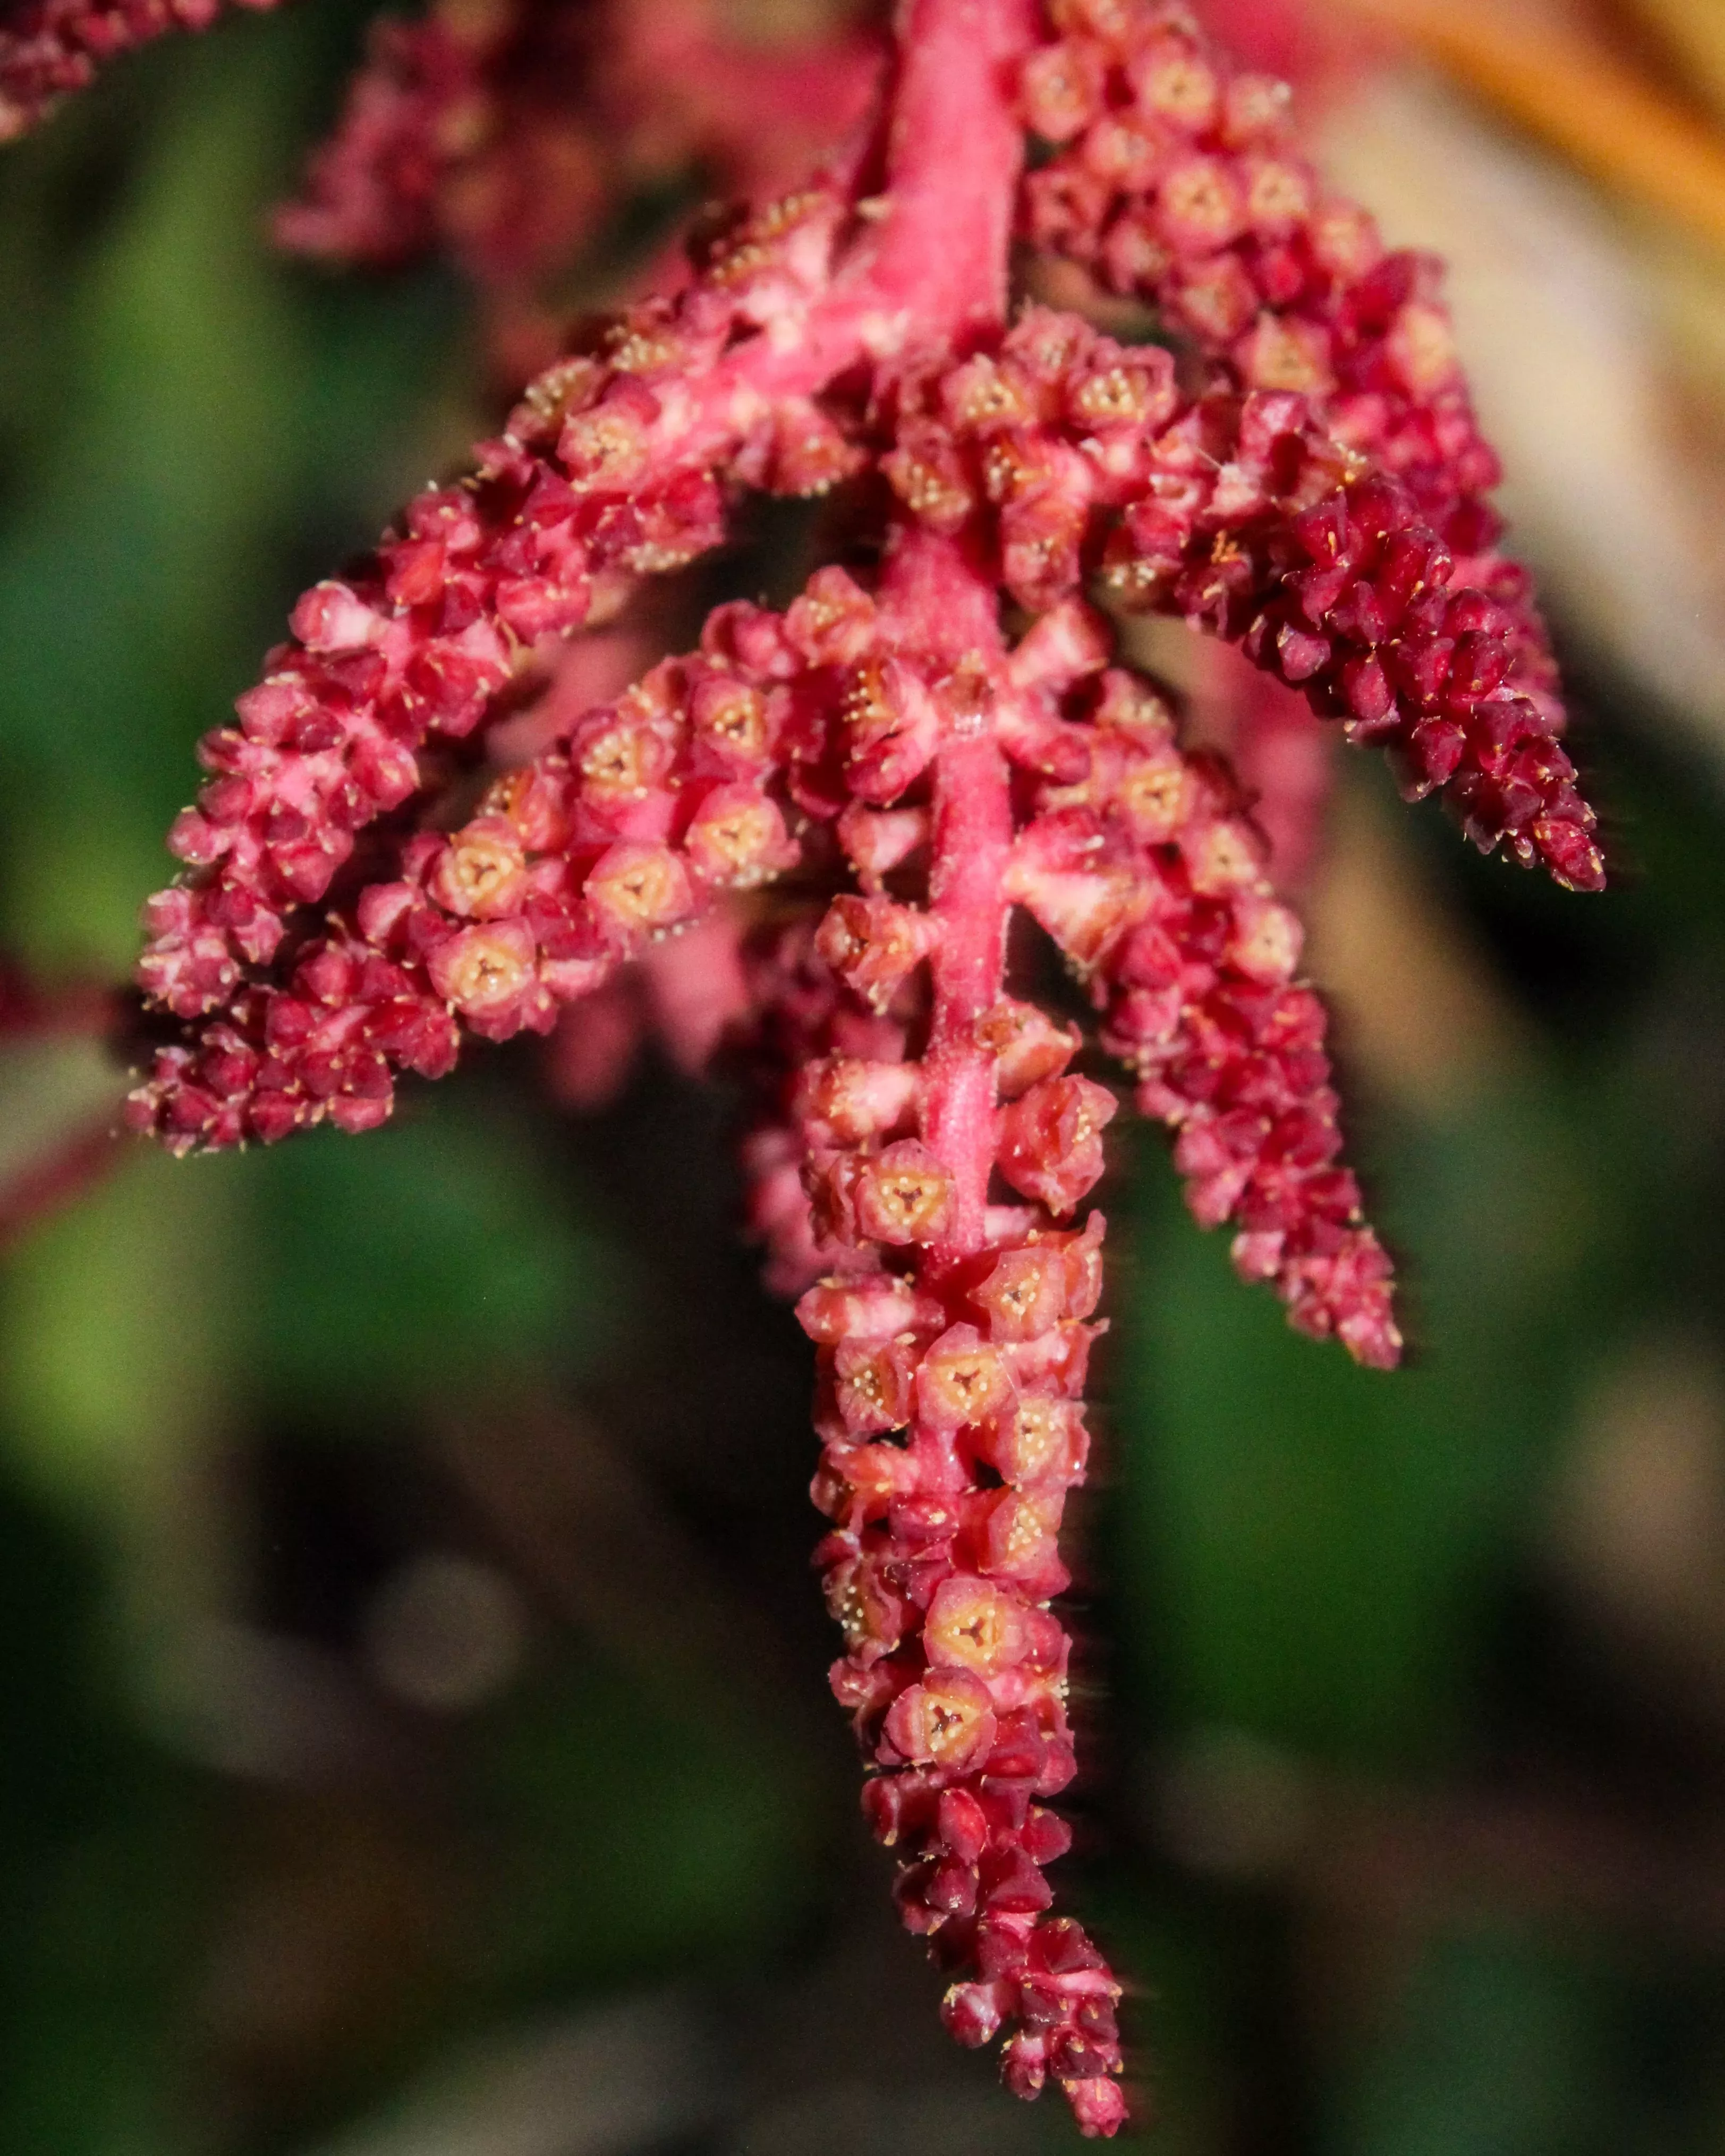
top-left (5, 6), bottom-right (1725, 2154)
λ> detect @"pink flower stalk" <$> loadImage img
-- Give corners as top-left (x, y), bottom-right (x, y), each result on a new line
top-left (45, 0), bottom-right (1607, 2129)
top-left (0, 0), bottom-right (277, 139)
top-left (0, 962), bottom-right (122, 1245)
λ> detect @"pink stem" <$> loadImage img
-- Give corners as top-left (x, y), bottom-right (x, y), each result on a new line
top-left (879, 529), bottom-right (1014, 1258)
top-left (863, 0), bottom-right (1038, 344)
top-left (923, 727), bottom-right (1013, 1256)
top-left (857, 0), bottom-right (1030, 1259)
top-left (1, 1125), bottom-right (116, 1250)
top-left (741, 0), bottom-right (1034, 393)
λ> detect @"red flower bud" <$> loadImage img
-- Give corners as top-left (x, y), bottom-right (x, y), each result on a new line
top-left (998, 1076), bottom-right (1117, 1214)
top-left (882, 1668), bottom-right (998, 1771)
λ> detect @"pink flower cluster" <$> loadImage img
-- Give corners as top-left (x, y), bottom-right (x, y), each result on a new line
top-left (275, 0), bottom-right (881, 296)
top-left (131, 183), bottom-right (858, 1038)
top-left (871, 305), bottom-right (1602, 886)
top-left (1017, 0), bottom-right (1601, 889)
top-left (801, 1225), bottom-right (1125, 2136)
top-left (0, 0), bottom-right (275, 138)
top-left (719, 555), bottom-right (1397, 1365)
top-left (127, 594), bottom-right (812, 1148)
top-left (271, 7), bottom-right (485, 272)
top-left (740, 530), bottom-right (1126, 2135)
top-left (16, 0), bottom-right (1605, 2130)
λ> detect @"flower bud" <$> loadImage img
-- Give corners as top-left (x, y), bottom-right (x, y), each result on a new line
top-left (831, 1335), bottom-right (919, 1436)
top-left (978, 1489), bottom-right (1066, 1591)
top-left (689, 674), bottom-right (773, 766)
top-left (584, 842), bottom-right (695, 942)
top-left (854, 1141), bottom-right (956, 1246)
top-left (975, 999), bottom-right (1081, 1100)
top-left (1129, 35), bottom-right (1219, 132)
top-left (815, 895), bottom-right (936, 1010)
top-left (1182, 816), bottom-right (1265, 897)
top-left (824, 1554), bottom-right (908, 1661)
top-left (982, 1846), bottom-right (1056, 1913)
top-left (925, 1575), bottom-right (1027, 1678)
top-left (291, 580), bottom-right (383, 653)
top-left (1388, 300), bottom-right (1460, 398)
top-left (1000, 2030), bottom-right (1048, 2100)
top-left (882, 429), bottom-right (977, 535)
top-left (769, 400), bottom-right (866, 497)
top-left (428, 815), bottom-right (528, 918)
top-left (1009, 604), bottom-right (1110, 701)
top-left (558, 381), bottom-right (658, 488)
top-left (937, 1787), bottom-right (990, 1863)
top-left (1006, 815), bottom-right (1144, 967)
top-left (982, 1397), bottom-right (1088, 1489)
top-left (940, 354), bottom-right (1034, 434)
top-left (427, 922), bottom-right (537, 1017)
top-left (882, 1667), bottom-right (998, 1771)
top-left (481, 765), bottom-right (570, 854)
top-left (1067, 351), bottom-right (1177, 434)
top-left (1018, 39), bottom-right (1105, 141)
top-left (1169, 252), bottom-right (1259, 342)
top-left (571, 702), bottom-right (679, 802)
top-left (1067, 2077), bottom-right (1130, 2138)
top-left (1001, 490), bottom-right (1089, 612)
top-left (1226, 895), bottom-right (1303, 984)
top-left (795, 1272), bottom-right (930, 1346)
top-left (815, 1439), bottom-right (921, 1519)
top-left (971, 1244), bottom-right (1070, 1342)
top-left (783, 566), bottom-right (877, 665)
top-left (796, 1056), bottom-right (921, 1146)
top-left (842, 659), bottom-right (940, 803)
top-left (860, 1766), bottom-right (936, 1847)
top-left (919, 1324), bottom-right (1014, 1433)
top-left (837, 803), bottom-right (929, 887)
top-left (942, 1980), bottom-right (1009, 2048)
top-left (683, 784), bottom-right (796, 888)
top-left (1157, 154), bottom-right (1246, 254)
top-left (999, 1076), bottom-right (1117, 1214)
top-left (1113, 748), bottom-right (1196, 843)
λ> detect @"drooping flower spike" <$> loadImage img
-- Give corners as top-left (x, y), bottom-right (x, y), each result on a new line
top-left (101, 0), bottom-right (1608, 2132)
top-left (1016, 0), bottom-right (1611, 890)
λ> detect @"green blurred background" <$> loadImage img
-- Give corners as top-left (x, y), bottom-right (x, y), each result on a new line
top-left (7, 2), bottom-right (1725, 2150)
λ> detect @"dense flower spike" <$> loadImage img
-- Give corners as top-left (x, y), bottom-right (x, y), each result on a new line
top-left (126, 629), bottom-right (806, 1149)
top-left (133, 182), bottom-right (864, 1030)
top-left (1011, 0), bottom-right (1603, 890)
top-left (778, 527), bottom-right (1127, 2135)
top-left (0, 0), bottom-right (276, 137)
top-left (1004, 654), bottom-right (1399, 1365)
top-left (870, 303), bottom-right (1604, 890)
top-left (1020, 3), bottom-right (1525, 572)
top-left (90, 0), bottom-right (1614, 2129)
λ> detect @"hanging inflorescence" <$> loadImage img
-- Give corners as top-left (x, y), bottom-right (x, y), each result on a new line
top-left (3, 0), bottom-right (1604, 2133)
